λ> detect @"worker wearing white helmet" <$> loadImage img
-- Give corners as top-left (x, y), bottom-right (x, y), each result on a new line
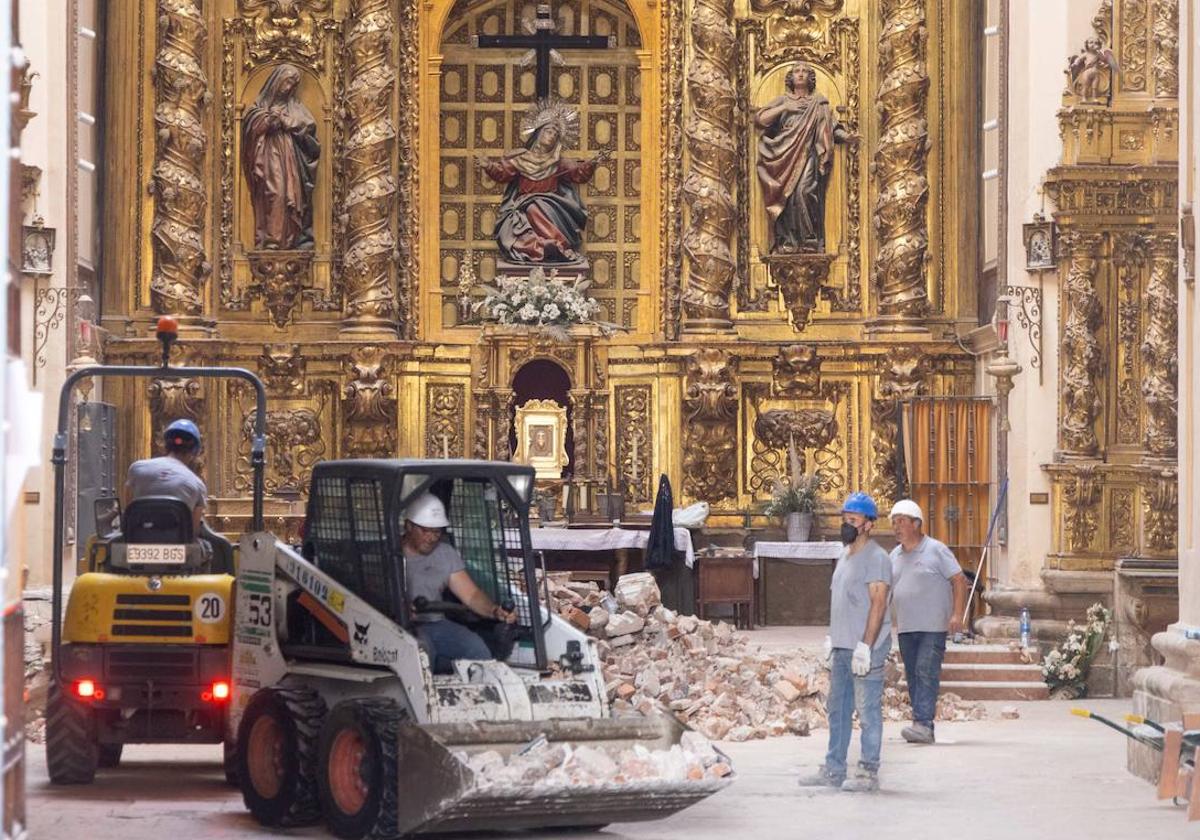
top-left (888, 499), bottom-right (967, 745)
top-left (401, 492), bottom-right (516, 674)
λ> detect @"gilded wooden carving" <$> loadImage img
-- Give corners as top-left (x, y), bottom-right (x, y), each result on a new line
top-left (238, 405), bottom-right (327, 496)
top-left (1150, 0), bottom-right (1179, 98)
top-left (342, 0), bottom-right (398, 329)
top-left (246, 252), bottom-right (313, 327)
top-left (682, 349), bottom-right (738, 502)
top-left (870, 347), bottom-right (928, 504)
top-left (425, 383), bottom-right (466, 459)
top-left (1141, 233), bottom-right (1177, 457)
top-left (681, 0), bottom-right (737, 327)
top-left (342, 346), bottom-right (397, 456)
top-left (1110, 487), bottom-right (1136, 553)
top-left (767, 254), bottom-right (834, 330)
top-left (257, 344), bottom-right (306, 394)
top-left (1144, 468), bottom-right (1177, 550)
top-left (773, 344), bottom-right (821, 397)
top-left (873, 0), bottom-right (930, 319)
top-left (1112, 232), bottom-right (1147, 446)
top-left (1119, 0), bottom-right (1148, 92)
top-left (150, 0), bottom-right (209, 316)
top-left (1062, 466), bottom-right (1102, 552)
top-left (615, 384), bottom-right (652, 504)
top-left (238, 0), bottom-right (334, 71)
top-left (1058, 231), bottom-right (1104, 456)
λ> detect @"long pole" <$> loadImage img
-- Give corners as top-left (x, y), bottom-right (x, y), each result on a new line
top-left (963, 477), bottom-right (1009, 627)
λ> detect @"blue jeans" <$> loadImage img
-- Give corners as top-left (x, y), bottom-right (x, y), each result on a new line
top-left (825, 642), bottom-right (890, 777)
top-left (898, 631), bottom-right (947, 728)
top-left (415, 619), bottom-right (491, 673)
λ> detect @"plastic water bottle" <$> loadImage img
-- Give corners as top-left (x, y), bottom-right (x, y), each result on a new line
top-left (1019, 607), bottom-right (1031, 648)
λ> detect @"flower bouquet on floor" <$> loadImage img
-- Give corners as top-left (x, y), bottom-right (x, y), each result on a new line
top-left (473, 266), bottom-right (618, 341)
top-left (1041, 602), bottom-right (1111, 699)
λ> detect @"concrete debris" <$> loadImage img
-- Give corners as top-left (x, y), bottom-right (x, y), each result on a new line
top-left (1001, 705), bottom-right (1021, 719)
top-left (606, 611), bottom-right (646, 637)
top-left (614, 573), bottom-right (661, 614)
top-left (457, 734), bottom-right (730, 791)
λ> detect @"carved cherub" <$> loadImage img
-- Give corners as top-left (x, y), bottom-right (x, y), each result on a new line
top-left (1066, 37), bottom-right (1118, 104)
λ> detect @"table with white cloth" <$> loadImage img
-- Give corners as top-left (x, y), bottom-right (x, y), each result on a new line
top-left (527, 526), bottom-right (697, 605)
top-left (752, 541), bottom-right (844, 625)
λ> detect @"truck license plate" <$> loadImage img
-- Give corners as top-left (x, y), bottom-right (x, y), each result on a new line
top-left (127, 544), bottom-right (186, 564)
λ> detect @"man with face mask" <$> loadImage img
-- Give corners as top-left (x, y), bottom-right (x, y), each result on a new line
top-left (798, 491), bottom-right (892, 793)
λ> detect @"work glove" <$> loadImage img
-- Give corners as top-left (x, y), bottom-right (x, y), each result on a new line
top-left (822, 635), bottom-right (832, 665)
top-left (851, 641), bottom-right (872, 676)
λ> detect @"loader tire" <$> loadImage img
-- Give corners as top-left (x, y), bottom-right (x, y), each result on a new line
top-left (45, 683), bottom-right (99, 785)
top-left (98, 743), bottom-right (123, 768)
top-left (317, 698), bottom-right (406, 840)
top-left (238, 687), bottom-right (327, 827)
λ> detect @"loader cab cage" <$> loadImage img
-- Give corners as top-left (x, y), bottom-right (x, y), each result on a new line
top-left (48, 317), bottom-right (268, 687)
top-left (304, 460), bottom-right (547, 670)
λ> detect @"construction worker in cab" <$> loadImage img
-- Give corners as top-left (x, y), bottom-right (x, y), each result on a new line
top-left (799, 491), bottom-right (892, 793)
top-left (124, 418), bottom-right (207, 536)
top-left (401, 492), bottom-right (517, 674)
top-left (889, 499), bottom-right (967, 745)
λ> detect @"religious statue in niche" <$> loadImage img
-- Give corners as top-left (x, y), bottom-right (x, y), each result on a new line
top-left (242, 64), bottom-right (320, 251)
top-left (475, 100), bottom-right (608, 266)
top-left (1065, 37), bottom-right (1118, 105)
top-left (754, 62), bottom-right (854, 254)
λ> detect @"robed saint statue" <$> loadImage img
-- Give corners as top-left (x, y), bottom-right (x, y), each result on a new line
top-left (242, 64), bottom-right (321, 251)
top-left (476, 101), bottom-right (606, 265)
top-left (754, 62), bottom-right (854, 253)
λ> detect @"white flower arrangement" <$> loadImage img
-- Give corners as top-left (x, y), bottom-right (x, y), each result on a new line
top-left (1041, 602), bottom-right (1111, 698)
top-left (474, 267), bottom-right (614, 340)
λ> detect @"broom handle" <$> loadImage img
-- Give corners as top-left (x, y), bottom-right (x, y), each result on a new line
top-left (962, 478), bottom-right (1009, 627)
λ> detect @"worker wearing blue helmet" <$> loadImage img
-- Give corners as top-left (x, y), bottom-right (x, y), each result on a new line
top-left (799, 490), bottom-right (892, 793)
top-left (124, 418), bottom-right (208, 535)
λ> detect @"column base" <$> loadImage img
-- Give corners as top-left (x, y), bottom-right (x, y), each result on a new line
top-left (1129, 627), bottom-right (1200, 783)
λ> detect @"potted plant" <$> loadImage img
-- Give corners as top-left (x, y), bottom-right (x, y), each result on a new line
top-left (763, 474), bottom-right (820, 542)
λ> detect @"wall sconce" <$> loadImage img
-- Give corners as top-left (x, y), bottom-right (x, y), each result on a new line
top-left (1022, 212), bottom-right (1057, 271)
top-left (21, 216), bottom-right (55, 275)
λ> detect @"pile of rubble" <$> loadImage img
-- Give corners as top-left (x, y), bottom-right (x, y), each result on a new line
top-left (459, 730), bottom-right (732, 791)
top-left (545, 572), bottom-right (828, 741)
top-left (544, 571), bottom-right (986, 739)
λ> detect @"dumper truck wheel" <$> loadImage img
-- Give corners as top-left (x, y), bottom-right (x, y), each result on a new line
top-left (238, 687), bottom-right (327, 827)
top-left (45, 683), bottom-right (99, 784)
top-left (317, 699), bottom-right (405, 840)
top-left (98, 743), bottom-right (123, 768)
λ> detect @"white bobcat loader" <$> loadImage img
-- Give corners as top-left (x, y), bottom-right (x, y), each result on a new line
top-left (231, 459), bottom-right (731, 838)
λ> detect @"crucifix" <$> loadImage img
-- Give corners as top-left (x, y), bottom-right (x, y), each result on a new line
top-left (473, 3), bottom-right (615, 100)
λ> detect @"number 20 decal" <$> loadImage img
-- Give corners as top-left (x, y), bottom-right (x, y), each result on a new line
top-left (195, 593), bottom-right (227, 625)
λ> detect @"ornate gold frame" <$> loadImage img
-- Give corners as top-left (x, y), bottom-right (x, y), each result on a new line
top-left (514, 398), bottom-right (569, 479)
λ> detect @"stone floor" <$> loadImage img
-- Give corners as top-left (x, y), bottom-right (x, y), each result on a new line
top-left (23, 697), bottom-right (1192, 839)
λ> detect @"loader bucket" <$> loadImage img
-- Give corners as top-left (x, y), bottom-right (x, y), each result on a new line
top-left (393, 714), bottom-right (732, 835)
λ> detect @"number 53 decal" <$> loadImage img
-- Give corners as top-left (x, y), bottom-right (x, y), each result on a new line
top-left (246, 593), bottom-right (273, 628)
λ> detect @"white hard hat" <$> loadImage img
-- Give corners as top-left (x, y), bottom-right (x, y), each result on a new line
top-left (889, 499), bottom-right (924, 522)
top-left (406, 492), bottom-right (450, 529)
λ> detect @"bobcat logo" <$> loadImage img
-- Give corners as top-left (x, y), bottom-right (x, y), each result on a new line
top-left (353, 621), bottom-right (369, 645)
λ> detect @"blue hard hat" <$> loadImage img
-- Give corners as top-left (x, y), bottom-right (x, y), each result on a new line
top-left (841, 491), bottom-right (878, 520)
top-left (164, 418), bottom-right (201, 448)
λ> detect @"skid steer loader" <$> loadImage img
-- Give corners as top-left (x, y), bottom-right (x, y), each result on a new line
top-left (45, 316), bottom-right (268, 784)
top-left (231, 459), bottom-right (731, 838)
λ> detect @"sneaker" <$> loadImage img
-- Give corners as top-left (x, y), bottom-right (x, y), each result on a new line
top-left (901, 722), bottom-right (935, 744)
top-left (797, 766), bottom-right (845, 788)
top-left (840, 767), bottom-right (879, 793)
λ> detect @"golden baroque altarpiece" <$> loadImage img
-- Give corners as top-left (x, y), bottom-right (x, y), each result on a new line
top-left (99, 0), bottom-right (982, 535)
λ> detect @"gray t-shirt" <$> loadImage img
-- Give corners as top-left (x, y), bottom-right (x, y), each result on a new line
top-left (404, 540), bottom-right (466, 623)
top-left (829, 540), bottom-right (892, 651)
top-left (126, 456), bottom-right (207, 511)
top-left (890, 535), bottom-right (963, 634)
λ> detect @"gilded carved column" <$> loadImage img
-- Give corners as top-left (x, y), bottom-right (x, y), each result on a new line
top-left (342, 0), bottom-right (398, 333)
top-left (870, 347), bottom-right (928, 506)
top-left (680, 0), bottom-right (737, 330)
top-left (873, 0), bottom-right (931, 320)
top-left (682, 349), bottom-right (738, 503)
top-left (150, 0), bottom-right (209, 316)
top-left (1058, 231), bottom-right (1105, 457)
top-left (1151, 0), bottom-right (1179, 98)
top-left (1141, 233), bottom-right (1178, 457)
